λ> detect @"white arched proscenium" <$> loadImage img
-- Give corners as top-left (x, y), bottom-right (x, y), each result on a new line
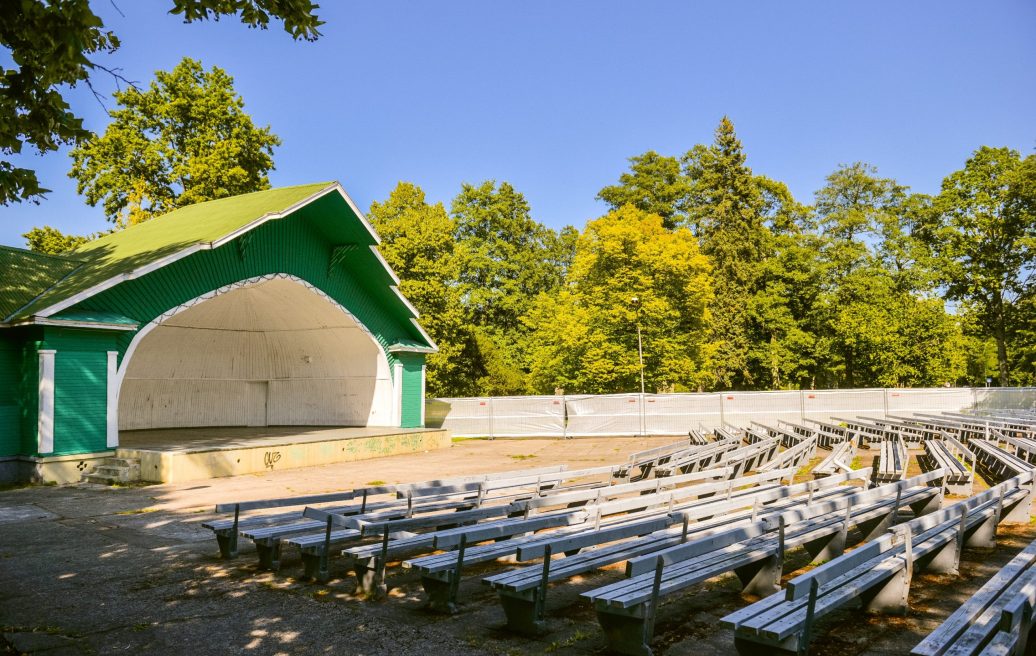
top-left (106, 273), bottom-right (398, 447)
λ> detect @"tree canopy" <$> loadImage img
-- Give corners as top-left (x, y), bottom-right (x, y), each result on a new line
top-left (68, 57), bottom-right (280, 226)
top-left (0, 0), bottom-right (319, 206)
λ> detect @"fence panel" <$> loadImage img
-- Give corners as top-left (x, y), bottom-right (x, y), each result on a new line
top-left (642, 393), bottom-right (723, 434)
top-left (885, 388), bottom-right (975, 417)
top-left (488, 396), bottom-right (566, 437)
top-left (431, 387), bottom-right (1035, 438)
top-left (801, 388), bottom-right (886, 424)
top-left (722, 390), bottom-right (803, 427)
top-left (973, 387), bottom-right (1036, 411)
top-left (565, 394), bottom-right (643, 437)
top-left (434, 397), bottom-right (493, 436)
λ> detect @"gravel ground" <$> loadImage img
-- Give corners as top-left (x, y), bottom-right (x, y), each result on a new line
top-left (1, 438), bottom-right (1033, 656)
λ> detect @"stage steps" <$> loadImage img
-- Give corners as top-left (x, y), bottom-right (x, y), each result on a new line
top-left (81, 457), bottom-right (141, 485)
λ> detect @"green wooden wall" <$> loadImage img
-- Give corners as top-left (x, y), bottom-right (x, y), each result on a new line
top-left (42, 329), bottom-right (117, 456)
top-left (399, 355), bottom-right (425, 428)
top-left (0, 332), bottom-right (23, 457)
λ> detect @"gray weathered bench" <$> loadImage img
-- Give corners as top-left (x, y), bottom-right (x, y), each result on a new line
top-left (723, 471), bottom-right (1035, 655)
top-left (759, 436), bottom-right (818, 473)
top-left (922, 437), bottom-right (974, 496)
top-left (872, 435), bottom-right (909, 485)
top-left (584, 471), bottom-right (944, 655)
top-left (912, 534), bottom-right (1036, 655)
top-left (813, 438), bottom-right (857, 479)
top-left (482, 469), bottom-right (873, 634)
top-left (200, 464), bottom-right (568, 558)
top-left (971, 439), bottom-right (1036, 485)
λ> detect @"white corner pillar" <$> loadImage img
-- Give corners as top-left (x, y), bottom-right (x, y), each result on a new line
top-left (393, 362), bottom-right (404, 427)
top-left (420, 365), bottom-right (427, 427)
top-left (37, 349), bottom-right (56, 454)
top-left (106, 351), bottom-right (119, 448)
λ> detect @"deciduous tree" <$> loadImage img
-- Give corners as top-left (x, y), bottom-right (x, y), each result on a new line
top-left (0, 0), bottom-right (320, 206)
top-left (922, 147), bottom-right (1036, 385)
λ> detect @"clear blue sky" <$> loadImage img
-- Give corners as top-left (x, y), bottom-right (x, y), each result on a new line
top-left (2, 1), bottom-right (1034, 246)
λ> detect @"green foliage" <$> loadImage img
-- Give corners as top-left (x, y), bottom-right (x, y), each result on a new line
top-left (368, 182), bottom-right (471, 397)
top-left (450, 180), bottom-right (573, 394)
top-left (684, 117), bottom-right (779, 388)
top-left (0, 0), bottom-right (119, 204)
top-left (69, 57), bottom-right (281, 225)
top-left (169, 0), bottom-right (323, 40)
top-left (524, 206), bottom-right (712, 394)
top-left (0, 1), bottom-right (319, 207)
top-left (22, 225), bottom-right (96, 254)
top-left (597, 151), bottom-right (690, 229)
top-left (921, 146), bottom-right (1036, 385)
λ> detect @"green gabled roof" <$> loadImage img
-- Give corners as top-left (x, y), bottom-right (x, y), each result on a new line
top-left (5, 182), bottom-right (335, 322)
top-left (0, 246), bottom-right (86, 321)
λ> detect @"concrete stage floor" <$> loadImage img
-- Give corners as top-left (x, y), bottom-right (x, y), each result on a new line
top-left (118, 425), bottom-right (440, 453)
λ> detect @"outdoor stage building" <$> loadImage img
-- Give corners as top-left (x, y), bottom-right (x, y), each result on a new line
top-left (0, 182), bottom-right (448, 483)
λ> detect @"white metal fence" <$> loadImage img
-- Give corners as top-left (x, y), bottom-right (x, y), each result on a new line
top-left (427, 387), bottom-right (1036, 438)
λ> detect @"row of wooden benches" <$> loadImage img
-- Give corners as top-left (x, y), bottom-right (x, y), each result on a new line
top-left (726, 469), bottom-right (1036, 655)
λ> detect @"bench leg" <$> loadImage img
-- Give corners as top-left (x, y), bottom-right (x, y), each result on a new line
top-left (255, 540), bottom-right (282, 571)
top-left (215, 530), bottom-right (238, 559)
top-left (963, 514), bottom-right (998, 550)
top-left (918, 537), bottom-right (960, 575)
top-left (857, 511), bottom-right (894, 543)
top-left (1003, 486), bottom-right (1034, 524)
top-left (595, 603), bottom-right (653, 656)
top-left (735, 555), bottom-right (782, 597)
top-left (498, 588), bottom-right (547, 635)
top-left (803, 530), bottom-right (846, 564)
top-left (421, 572), bottom-right (458, 614)
top-left (859, 567), bottom-right (910, 614)
top-left (301, 551), bottom-right (330, 582)
top-left (908, 492), bottom-right (943, 517)
top-left (351, 557), bottom-right (386, 598)
top-left (733, 634), bottom-right (801, 655)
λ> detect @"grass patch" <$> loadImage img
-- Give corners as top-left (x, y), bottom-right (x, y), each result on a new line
top-left (509, 454), bottom-right (537, 461)
top-left (115, 507), bottom-right (158, 515)
top-left (850, 456), bottom-right (863, 470)
top-left (545, 629), bottom-right (592, 652)
top-left (365, 480), bottom-right (386, 486)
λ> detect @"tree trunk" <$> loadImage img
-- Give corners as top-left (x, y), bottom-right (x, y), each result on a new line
top-left (992, 291), bottom-right (1011, 386)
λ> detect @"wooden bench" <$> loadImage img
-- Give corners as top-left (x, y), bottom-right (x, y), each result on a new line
top-left (341, 467), bottom-right (732, 596)
top-left (759, 436), bottom-right (818, 473)
top-left (922, 437), bottom-right (974, 496)
top-left (199, 464), bottom-right (568, 558)
top-left (687, 428), bottom-right (710, 446)
top-left (482, 469), bottom-right (873, 634)
top-left (1001, 434), bottom-right (1036, 467)
top-left (251, 494), bottom-right (483, 574)
top-left (615, 439), bottom-right (721, 481)
top-left (723, 471), bottom-right (1035, 656)
top-left (971, 439), bottom-right (1036, 485)
top-left (752, 422), bottom-right (807, 449)
top-left (651, 438), bottom-right (740, 477)
top-left (386, 467), bottom-right (798, 613)
top-left (813, 438), bottom-right (858, 479)
top-left (802, 419), bottom-right (852, 448)
top-left (912, 535), bottom-right (1036, 656)
top-left (718, 437), bottom-right (782, 477)
top-left (584, 471), bottom-right (944, 655)
top-left (873, 435), bottom-right (909, 485)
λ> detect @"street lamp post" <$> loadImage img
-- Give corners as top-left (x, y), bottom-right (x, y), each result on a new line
top-left (631, 297), bottom-right (645, 395)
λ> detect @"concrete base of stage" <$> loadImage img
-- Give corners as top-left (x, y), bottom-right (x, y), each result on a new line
top-left (114, 426), bottom-right (451, 484)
